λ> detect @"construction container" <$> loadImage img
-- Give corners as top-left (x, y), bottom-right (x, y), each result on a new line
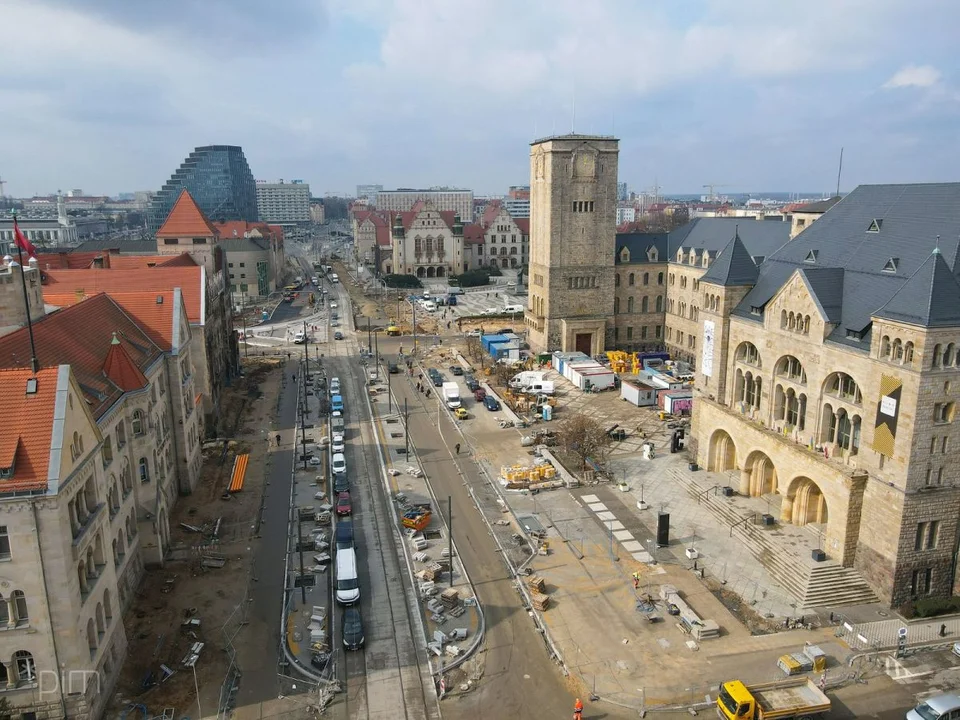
top-left (621, 379), bottom-right (658, 407)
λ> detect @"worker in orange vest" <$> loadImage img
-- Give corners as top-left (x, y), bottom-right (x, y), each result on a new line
top-left (574, 697), bottom-right (583, 718)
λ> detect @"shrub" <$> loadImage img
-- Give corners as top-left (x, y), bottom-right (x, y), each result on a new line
top-left (914, 596), bottom-right (960, 618)
top-left (453, 269), bottom-right (493, 288)
top-left (382, 274), bottom-right (422, 289)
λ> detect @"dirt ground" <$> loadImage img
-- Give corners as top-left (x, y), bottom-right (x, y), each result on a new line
top-left (107, 359), bottom-right (284, 718)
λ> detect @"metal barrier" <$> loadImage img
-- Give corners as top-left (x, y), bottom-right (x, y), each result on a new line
top-left (216, 587), bottom-right (250, 719)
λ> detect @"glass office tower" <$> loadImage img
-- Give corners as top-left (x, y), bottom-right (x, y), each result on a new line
top-left (149, 145), bottom-right (259, 230)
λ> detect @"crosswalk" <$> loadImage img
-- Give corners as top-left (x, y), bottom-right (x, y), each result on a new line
top-left (580, 493), bottom-right (656, 564)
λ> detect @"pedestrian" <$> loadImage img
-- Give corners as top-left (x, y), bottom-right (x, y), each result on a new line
top-left (455, 443), bottom-right (461, 454)
top-left (426, 388), bottom-right (432, 398)
top-left (417, 382), bottom-right (422, 392)
top-left (276, 434), bottom-right (281, 446)
top-left (940, 623), bottom-right (947, 637)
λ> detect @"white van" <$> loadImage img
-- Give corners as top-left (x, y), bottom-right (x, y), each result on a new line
top-left (907, 693), bottom-right (960, 720)
top-left (332, 452), bottom-right (347, 475)
top-left (504, 304), bottom-right (524, 314)
top-left (293, 330), bottom-right (306, 344)
top-left (335, 547), bottom-right (360, 604)
top-left (422, 301), bottom-right (437, 313)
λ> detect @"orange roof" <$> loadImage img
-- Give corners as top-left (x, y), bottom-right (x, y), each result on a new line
top-left (35, 251), bottom-right (110, 270)
top-left (481, 200), bottom-right (503, 227)
top-left (0, 293), bottom-right (163, 419)
top-left (109, 291), bottom-right (177, 349)
top-left (514, 218), bottom-right (529, 235)
top-left (108, 254), bottom-right (198, 270)
top-left (102, 334), bottom-right (149, 391)
top-left (156, 189), bottom-right (219, 238)
top-left (41, 266), bottom-right (203, 324)
top-left (0, 367), bottom-right (60, 492)
top-left (462, 223), bottom-right (485, 244)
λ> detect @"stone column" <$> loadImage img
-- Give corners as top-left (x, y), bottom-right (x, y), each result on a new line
top-left (6, 598), bottom-right (14, 629)
top-left (4, 661), bottom-right (15, 689)
top-left (780, 493), bottom-right (793, 523)
top-left (739, 466), bottom-right (751, 495)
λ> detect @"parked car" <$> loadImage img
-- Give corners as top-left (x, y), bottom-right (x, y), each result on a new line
top-left (449, 365), bottom-right (463, 376)
top-left (336, 491), bottom-right (352, 516)
top-left (484, 395), bottom-right (501, 411)
top-left (454, 407), bottom-right (469, 420)
top-left (334, 474), bottom-right (349, 493)
top-left (330, 378), bottom-right (341, 394)
top-left (474, 387), bottom-right (487, 402)
top-left (330, 301), bottom-right (338, 309)
top-left (465, 375), bottom-right (479, 392)
top-left (388, 362), bottom-right (399, 374)
top-left (467, 329), bottom-right (482, 337)
top-left (332, 433), bottom-right (345, 454)
top-left (342, 607), bottom-right (365, 650)
top-left (482, 308), bottom-right (499, 315)
top-left (428, 369), bottom-right (444, 387)
top-left (334, 330), bottom-right (344, 340)
top-left (332, 452), bottom-right (347, 475)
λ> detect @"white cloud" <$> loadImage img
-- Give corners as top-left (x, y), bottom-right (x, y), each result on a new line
top-left (883, 64), bottom-right (942, 89)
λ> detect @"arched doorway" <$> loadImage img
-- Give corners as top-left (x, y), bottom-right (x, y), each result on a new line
top-left (782, 476), bottom-right (828, 526)
top-left (416, 267), bottom-right (426, 278)
top-left (740, 450), bottom-right (777, 497)
top-left (436, 266), bottom-right (445, 277)
top-left (426, 266), bottom-right (436, 278)
top-left (708, 429), bottom-right (737, 472)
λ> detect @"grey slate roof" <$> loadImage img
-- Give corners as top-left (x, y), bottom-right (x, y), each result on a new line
top-left (667, 217), bottom-right (790, 261)
top-left (875, 250), bottom-right (960, 327)
top-left (700, 234), bottom-right (760, 286)
top-left (614, 232), bottom-right (669, 265)
top-left (73, 239), bottom-right (158, 254)
top-left (734, 183), bottom-right (960, 346)
top-left (798, 267), bottom-right (845, 323)
top-left (219, 237), bottom-right (270, 253)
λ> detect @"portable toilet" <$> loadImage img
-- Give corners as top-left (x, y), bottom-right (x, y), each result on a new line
top-left (542, 404), bottom-right (553, 421)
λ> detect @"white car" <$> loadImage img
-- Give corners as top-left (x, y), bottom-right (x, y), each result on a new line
top-left (308, 456), bottom-right (322, 467)
top-left (332, 433), bottom-right (345, 454)
top-left (332, 452), bottom-right (347, 475)
top-left (467, 329), bottom-right (482, 337)
top-left (482, 308), bottom-right (499, 315)
top-left (330, 302), bottom-right (338, 309)
top-left (330, 379), bottom-right (341, 394)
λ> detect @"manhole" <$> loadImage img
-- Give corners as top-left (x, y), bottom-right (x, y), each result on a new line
top-left (877, 610), bottom-right (889, 617)
top-left (391, 432), bottom-right (404, 439)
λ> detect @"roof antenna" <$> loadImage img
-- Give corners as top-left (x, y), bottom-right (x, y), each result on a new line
top-left (571, 79), bottom-right (577, 133)
top-left (934, 235), bottom-right (941, 255)
top-left (835, 147), bottom-right (844, 197)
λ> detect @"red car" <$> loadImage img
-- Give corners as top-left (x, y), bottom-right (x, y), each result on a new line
top-left (474, 387), bottom-right (487, 402)
top-left (336, 491), bottom-right (352, 516)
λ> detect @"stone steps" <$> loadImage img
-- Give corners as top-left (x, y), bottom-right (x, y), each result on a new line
top-left (670, 470), bottom-right (877, 610)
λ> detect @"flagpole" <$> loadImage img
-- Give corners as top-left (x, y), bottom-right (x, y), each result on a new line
top-left (12, 214), bottom-right (39, 373)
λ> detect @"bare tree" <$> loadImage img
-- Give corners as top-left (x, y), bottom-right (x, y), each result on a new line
top-left (465, 336), bottom-right (482, 361)
top-left (555, 414), bottom-right (612, 471)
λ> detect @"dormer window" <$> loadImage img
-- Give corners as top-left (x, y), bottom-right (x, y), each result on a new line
top-left (677, 249), bottom-right (685, 262)
top-left (867, 219), bottom-right (883, 233)
top-left (846, 329), bottom-right (863, 341)
top-left (619, 247), bottom-right (630, 263)
top-left (647, 247), bottom-right (658, 262)
top-left (750, 306), bottom-right (762, 316)
top-left (688, 250), bottom-right (698, 266)
top-left (0, 464), bottom-right (13, 479)
top-left (804, 250), bottom-right (818, 264)
top-left (702, 254), bottom-right (710, 268)
top-left (883, 257), bottom-right (899, 273)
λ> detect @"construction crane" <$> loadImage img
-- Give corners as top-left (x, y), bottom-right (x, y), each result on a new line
top-left (702, 184), bottom-right (730, 202)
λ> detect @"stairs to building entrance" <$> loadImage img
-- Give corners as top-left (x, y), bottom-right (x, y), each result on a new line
top-left (669, 470), bottom-right (878, 609)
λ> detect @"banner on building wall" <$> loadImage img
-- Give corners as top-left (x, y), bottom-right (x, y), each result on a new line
top-left (701, 320), bottom-right (715, 377)
top-left (872, 373), bottom-right (902, 457)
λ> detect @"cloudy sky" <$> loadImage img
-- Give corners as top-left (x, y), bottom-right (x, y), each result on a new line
top-left (1, 0), bottom-right (958, 198)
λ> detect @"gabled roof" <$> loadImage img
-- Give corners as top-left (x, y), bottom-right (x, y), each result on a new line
top-left (798, 267), bottom-right (845, 323)
top-left (700, 234), bottom-right (759, 286)
top-left (0, 366), bottom-right (61, 492)
top-left (514, 218), bottom-right (529, 234)
top-left (156, 189), bottom-right (219, 238)
top-left (462, 223), bottom-right (485, 244)
top-left (212, 220), bottom-right (283, 241)
top-left (35, 251), bottom-right (109, 270)
top-left (615, 232), bottom-right (670, 265)
top-left (108, 290), bottom-right (181, 350)
top-left (482, 200), bottom-right (504, 227)
top-left (875, 250), bottom-right (960, 328)
top-left (667, 217), bottom-right (789, 258)
top-left (41, 266), bottom-right (204, 323)
top-left (734, 183), bottom-right (960, 346)
top-left (0, 294), bottom-right (163, 419)
top-left (103, 333), bottom-right (149, 391)
top-left (792, 196), bottom-right (842, 214)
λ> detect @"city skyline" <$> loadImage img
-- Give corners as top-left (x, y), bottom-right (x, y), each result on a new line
top-left (1, 0), bottom-right (958, 198)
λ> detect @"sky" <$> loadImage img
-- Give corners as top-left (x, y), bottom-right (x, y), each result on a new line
top-left (1, 0), bottom-right (959, 198)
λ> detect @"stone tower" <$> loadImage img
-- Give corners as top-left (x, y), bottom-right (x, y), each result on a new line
top-left (525, 134), bottom-right (619, 354)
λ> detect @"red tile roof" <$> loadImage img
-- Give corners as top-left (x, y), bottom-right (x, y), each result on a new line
top-left (103, 335), bottom-right (149, 391)
top-left (462, 223), bottom-right (485, 244)
top-left (0, 367), bottom-right (60, 492)
top-left (514, 218), bottom-right (529, 235)
top-left (108, 291), bottom-right (177, 350)
top-left (156, 189), bottom-right (219, 238)
top-left (108, 253), bottom-right (198, 269)
top-left (35, 251), bottom-right (111, 270)
top-left (41, 266), bottom-right (204, 323)
top-left (0, 294), bottom-right (162, 419)
top-left (482, 200), bottom-right (504, 227)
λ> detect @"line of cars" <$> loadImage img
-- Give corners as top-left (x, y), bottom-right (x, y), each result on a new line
top-left (428, 366), bottom-right (501, 412)
top-left (328, 376), bottom-right (364, 651)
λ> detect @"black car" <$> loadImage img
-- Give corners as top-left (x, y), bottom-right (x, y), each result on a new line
top-left (464, 375), bottom-right (480, 392)
top-left (484, 395), bottom-right (501, 411)
top-left (334, 331), bottom-right (344, 340)
top-left (334, 474), bottom-right (350, 493)
top-left (342, 608), bottom-right (365, 650)
top-left (388, 362), bottom-right (399, 374)
top-left (336, 519), bottom-right (354, 549)
top-left (449, 365), bottom-right (464, 376)
top-left (428, 369), bottom-right (444, 387)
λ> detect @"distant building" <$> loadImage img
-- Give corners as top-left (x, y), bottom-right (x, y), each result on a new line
top-left (356, 185), bottom-right (383, 202)
top-left (148, 145), bottom-right (258, 231)
top-left (213, 221), bottom-right (286, 304)
top-left (618, 181), bottom-right (629, 201)
top-left (255, 180), bottom-right (311, 225)
top-left (0, 194), bottom-right (80, 251)
top-left (310, 200), bottom-right (325, 224)
top-left (155, 190), bottom-right (222, 274)
top-left (616, 206), bottom-right (636, 225)
top-left (376, 189), bottom-right (474, 223)
top-left (504, 194), bottom-right (530, 218)
top-left (784, 196), bottom-right (841, 239)
top-left (466, 201), bottom-right (529, 271)
top-left (0, 258), bottom-right (44, 336)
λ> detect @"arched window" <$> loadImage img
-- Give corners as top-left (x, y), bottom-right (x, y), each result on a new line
top-left (803, 316), bottom-right (810, 334)
top-left (643, 272), bottom-right (649, 285)
top-left (615, 274), bottom-right (620, 287)
top-left (12, 590), bottom-right (27, 625)
top-left (656, 296), bottom-right (663, 312)
top-left (629, 273), bottom-right (635, 286)
top-left (945, 344), bottom-right (956, 366)
top-left (104, 589), bottom-right (113, 621)
top-left (138, 457), bottom-right (149, 483)
top-left (735, 342), bottom-right (761, 367)
top-left (880, 335), bottom-right (891, 358)
top-left (904, 342), bottom-right (915, 363)
top-left (614, 297), bottom-right (620, 314)
top-left (87, 618), bottom-right (97, 655)
top-left (826, 372), bottom-right (862, 404)
top-left (14, 650), bottom-right (35, 685)
top-left (892, 339), bottom-right (903, 361)
top-left (627, 297), bottom-right (634, 313)
top-left (132, 410), bottom-right (144, 436)
top-left (641, 296), bottom-right (648, 313)
top-left (657, 272), bottom-right (664, 285)
top-left (775, 356), bottom-right (807, 384)
top-left (933, 344), bottom-right (943, 368)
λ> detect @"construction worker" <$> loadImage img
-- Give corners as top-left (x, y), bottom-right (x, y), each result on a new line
top-left (574, 697), bottom-right (583, 718)
top-left (455, 443), bottom-right (461, 455)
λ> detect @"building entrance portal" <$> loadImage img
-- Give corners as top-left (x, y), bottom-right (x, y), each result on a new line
top-left (782, 476), bottom-right (828, 527)
top-left (575, 333), bottom-right (592, 355)
top-left (740, 450), bottom-right (777, 497)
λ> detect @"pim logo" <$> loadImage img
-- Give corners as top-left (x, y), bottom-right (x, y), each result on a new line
top-left (38, 670), bottom-right (100, 697)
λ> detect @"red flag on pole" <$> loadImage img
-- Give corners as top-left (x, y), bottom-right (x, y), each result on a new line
top-left (13, 218), bottom-right (38, 258)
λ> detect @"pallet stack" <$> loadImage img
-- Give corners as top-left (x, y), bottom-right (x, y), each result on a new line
top-left (527, 575), bottom-right (546, 593)
top-left (531, 592), bottom-right (550, 611)
top-left (440, 588), bottom-right (460, 611)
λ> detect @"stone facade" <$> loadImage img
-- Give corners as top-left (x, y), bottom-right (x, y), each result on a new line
top-left (613, 247), bottom-right (667, 352)
top-left (390, 202), bottom-right (465, 279)
top-left (479, 204), bottom-right (529, 271)
top-left (692, 265), bottom-right (960, 606)
top-left (666, 253), bottom-right (712, 365)
top-left (0, 261), bottom-right (44, 338)
top-left (526, 135), bottom-right (620, 355)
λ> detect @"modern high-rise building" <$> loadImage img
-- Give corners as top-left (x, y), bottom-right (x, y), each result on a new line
top-left (148, 145), bottom-right (258, 231)
top-left (504, 185), bottom-right (531, 218)
top-left (376, 188), bottom-right (474, 222)
top-left (255, 180), bottom-right (311, 225)
top-left (356, 184), bottom-right (383, 201)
